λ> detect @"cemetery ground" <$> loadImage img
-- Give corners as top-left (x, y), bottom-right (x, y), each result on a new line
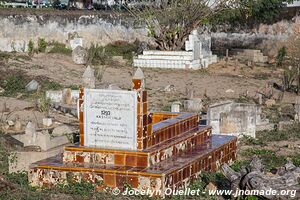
top-left (0, 48), bottom-right (300, 199)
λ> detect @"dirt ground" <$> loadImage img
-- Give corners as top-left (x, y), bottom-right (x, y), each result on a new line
top-left (2, 52), bottom-right (297, 112)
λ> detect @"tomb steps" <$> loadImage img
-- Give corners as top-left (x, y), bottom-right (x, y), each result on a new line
top-left (133, 58), bottom-right (201, 69)
top-left (29, 135), bottom-right (237, 194)
top-left (62, 126), bottom-right (211, 167)
top-left (143, 51), bottom-right (193, 56)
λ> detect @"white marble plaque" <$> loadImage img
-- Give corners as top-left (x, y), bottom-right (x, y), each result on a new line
top-left (84, 89), bottom-right (137, 150)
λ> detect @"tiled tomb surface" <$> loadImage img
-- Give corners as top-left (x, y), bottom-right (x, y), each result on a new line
top-left (30, 135), bottom-right (236, 195)
top-left (133, 30), bottom-right (217, 69)
top-left (29, 69), bottom-right (237, 197)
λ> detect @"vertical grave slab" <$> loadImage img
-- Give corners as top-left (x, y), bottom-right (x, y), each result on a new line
top-left (84, 89), bottom-right (138, 150)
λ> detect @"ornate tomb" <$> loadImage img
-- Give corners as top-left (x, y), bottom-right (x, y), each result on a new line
top-left (29, 68), bottom-right (237, 197)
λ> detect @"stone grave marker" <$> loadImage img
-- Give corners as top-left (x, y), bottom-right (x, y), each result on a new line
top-left (83, 66), bottom-right (95, 89)
top-left (84, 89), bottom-right (137, 150)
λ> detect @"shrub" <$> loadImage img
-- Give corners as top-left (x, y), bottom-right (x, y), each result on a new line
top-left (37, 38), bottom-right (47, 53)
top-left (1, 73), bottom-right (26, 96)
top-left (48, 42), bottom-right (72, 55)
top-left (276, 47), bottom-right (286, 67)
top-left (88, 44), bottom-right (111, 65)
top-left (28, 40), bottom-right (34, 54)
top-left (105, 41), bottom-right (138, 60)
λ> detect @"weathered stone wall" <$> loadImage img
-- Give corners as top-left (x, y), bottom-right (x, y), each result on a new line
top-left (212, 17), bottom-right (300, 57)
top-left (0, 10), bottom-right (300, 56)
top-left (208, 101), bottom-right (257, 138)
top-left (0, 12), bottom-right (148, 52)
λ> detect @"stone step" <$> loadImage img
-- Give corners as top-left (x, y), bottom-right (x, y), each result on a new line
top-left (143, 50), bottom-right (193, 56)
top-left (138, 54), bottom-right (193, 61)
top-left (133, 58), bottom-right (201, 69)
top-left (29, 135), bottom-right (237, 197)
top-left (62, 125), bottom-right (212, 168)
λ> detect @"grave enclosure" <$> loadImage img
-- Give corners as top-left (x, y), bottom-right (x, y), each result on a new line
top-left (133, 30), bottom-right (218, 69)
top-left (29, 69), bottom-right (237, 197)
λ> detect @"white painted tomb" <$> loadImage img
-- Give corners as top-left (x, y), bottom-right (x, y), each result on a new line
top-left (133, 30), bottom-right (217, 69)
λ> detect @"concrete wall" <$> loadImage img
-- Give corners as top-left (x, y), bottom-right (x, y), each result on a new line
top-left (212, 16), bottom-right (300, 57)
top-left (208, 101), bottom-right (257, 138)
top-left (0, 13), bottom-right (147, 52)
top-left (0, 11), bottom-right (300, 57)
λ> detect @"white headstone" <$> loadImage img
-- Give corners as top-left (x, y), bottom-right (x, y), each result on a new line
top-left (171, 101), bottom-right (181, 112)
top-left (185, 30), bottom-right (201, 60)
top-left (25, 121), bottom-right (37, 146)
top-left (69, 38), bottom-right (83, 50)
top-left (84, 89), bottom-right (138, 150)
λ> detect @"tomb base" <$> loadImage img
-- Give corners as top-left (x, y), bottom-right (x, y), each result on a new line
top-left (29, 135), bottom-right (236, 197)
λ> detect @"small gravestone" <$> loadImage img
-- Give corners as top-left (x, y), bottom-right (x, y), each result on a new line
top-left (25, 80), bottom-right (39, 92)
top-left (171, 101), bottom-right (181, 112)
top-left (14, 117), bottom-right (22, 131)
top-left (62, 89), bottom-right (72, 105)
top-left (69, 38), bottom-right (83, 50)
top-left (184, 98), bottom-right (203, 112)
top-left (25, 121), bottom-right (37, 146)
top-left (43, 118), bottom-right (52, 127)
top-left (72, 46), bottom-right (88, 65)
top-left (83, 66), bottom-right (95, 88)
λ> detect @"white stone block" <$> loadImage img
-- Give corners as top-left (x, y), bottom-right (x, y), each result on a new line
top-left (42, 118), bottom-right (52, 127)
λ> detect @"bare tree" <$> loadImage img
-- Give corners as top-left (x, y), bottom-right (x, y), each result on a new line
top-left (126, 0), bottom-right (233, 50)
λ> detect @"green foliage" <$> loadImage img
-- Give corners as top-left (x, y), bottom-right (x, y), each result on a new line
top-left (40, 79), bottom-right (62, 90)
top-left (105, 41), bottom-right (137, 60)
top-left (88, 42), bottom-right (138, 65)
top-left (48, 42), bottom-right (72, 55)
top-left (236, 95), bottom-right (252, 103)
top-left (68, 85), bottom-right (80, 90)
top-left (28, 40), bottom-right (34, 55)
top-left (211, 0), bottom-right (294, 28)
top-left (1, 73), bottom-right (26, 96)
top-left (291, 154), bottom-right (300, 166)
top-left (88, 44), bottom-right (111, 65)
top-left (264, 105), bottom-right (282, 123)
top-left (15, 54), bottom-right (32, 61)
top-left (244, 196), bottom-right (260, 200)
top-left (276, 47), bottom-right (286, 67)
top-left (241, 148), bottom-right (287, 170)
top-left (0, 51), bottom-right (11, 61)
top-left (55, 181), bottom-right (95, 197)
top-left (257, 124), bottom-right (300, 142)
top-left (38, 95), bottom-right (51, 113)
top-left (37, 38), bottom-right (47, 53)
top-left (230, 160), bottom-right (250, 171)
top-left (161, 103), bottom-right (171, 111)
top-left (0, 135), bottom-right (9, 174)
top-left (240, 135), bottom-right (265, 146)
top-left (283, 65), bottom-right (298, 91)
top-left (200, 171), bottom-right (227, 187)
